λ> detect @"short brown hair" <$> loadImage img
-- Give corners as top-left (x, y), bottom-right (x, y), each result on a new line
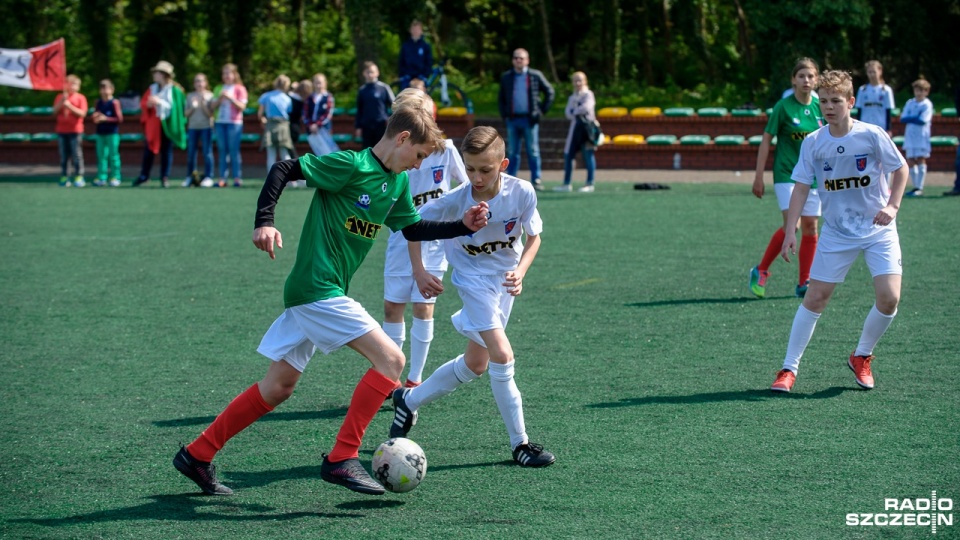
top-left (912, 78), bottom-right (931, 92)
top-left (273, 74), bottom-right (291, 91)
top-left (460, 126), bottom-right (505, 159)
top-left (819, 70), bottom-right (854, 99)
top-left (99, 79), bottom-right (114, 89)
top-left (792, 57), bottom-right (819, 78)
top-left (385, 103), bottom-right (444, 150)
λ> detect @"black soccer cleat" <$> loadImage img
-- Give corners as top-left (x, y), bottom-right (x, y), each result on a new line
top-left (320, 455), bottom-right (385, 495)
top-left (389, 387), bottom-right (418, 438)
top-left (512, 442), bottom-right (556, 468)
top-left (173, 446), bottom-right (233, 495)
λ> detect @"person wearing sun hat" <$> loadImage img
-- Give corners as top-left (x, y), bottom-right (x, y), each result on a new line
top-left (134, 60), bottom-right (187, 187)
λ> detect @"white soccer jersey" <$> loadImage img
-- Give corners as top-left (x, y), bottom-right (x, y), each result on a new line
top-left (419, 173), bottom-right (543, 276)
top-left (383, 139), bottom-right (467, 276)
top-left (901, 97), bottom-right (933, 154)
top-left (856, 84), bottom-right (895, 130)
top-left (792, 121), bottom-right (907, 242)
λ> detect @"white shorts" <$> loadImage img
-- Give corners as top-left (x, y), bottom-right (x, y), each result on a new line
top-left (775, 183), bottom-right (822, 215)
top-left (810, 230), bottom-right (902, 283)
top-left (903, 147), bottom-right (930, 159)
top-left (450, 271), bottom-right (515, 348)
top-left (256, 296), bottom-right (380, 372)
top-left (384, 270), bottom-right (445, 304)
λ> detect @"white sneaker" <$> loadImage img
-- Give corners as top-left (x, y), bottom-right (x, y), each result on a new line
top-left (553, 185), bottom-right (572, 192)
top-left (108, 178), bottom-right (121, 187)
top-left (73, 177), bottom-right (86, 188)
top-left (578, 185), bottom-right (595, 193)
top-left (200, 177), bottom-right (214, 188)
top-left (182, 178), bottom-right (193, 188)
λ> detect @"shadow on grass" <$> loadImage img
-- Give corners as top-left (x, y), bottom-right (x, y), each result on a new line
top-left (152, 406), bottom-right (379, 428)
top-left (625, 295), bottom-right (795, 308)
top-left (336, 500), bottom-right (405, 511)
top-left (7, 494), bottom-right (362, 527)
top-left (429, 460), bottom-right (514, 473)
top-left (587, 386), bottom-right (851, 408)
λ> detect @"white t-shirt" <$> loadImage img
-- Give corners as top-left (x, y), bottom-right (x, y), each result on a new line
top-left (383, 139), bottom-right (468, 275)
top-left (419, 173), bottom-right (543, 276)
top-left (855, 84), bottom-right (895, 129)
top-left (901, 97), bottom-right (934, 151)
top-left (792, 121), bottom-right (907, 242)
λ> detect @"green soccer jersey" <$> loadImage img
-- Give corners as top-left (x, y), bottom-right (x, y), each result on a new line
top-left (765, 95), bottom-right (823, 184)
top-left (283, 149), bottom-right (421, 308)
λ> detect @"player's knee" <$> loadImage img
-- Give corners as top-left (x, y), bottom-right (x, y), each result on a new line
top-left (464, 354), bottom-right (488, 375)
top-left (261, 379), bottom-right (297, 405)
top-left (876, 293), bottom-right (900, 315)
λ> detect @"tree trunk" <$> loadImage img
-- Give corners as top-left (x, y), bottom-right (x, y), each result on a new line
top-left (537, 0), bottom-right (560, 82)
top-left (662, 0), bottom-right (674, 81)
top-left (345, 0), bottom-right (385, 83)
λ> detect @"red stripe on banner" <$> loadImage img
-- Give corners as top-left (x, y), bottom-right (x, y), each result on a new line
top-left (28, 39), bottom-right (65, 91)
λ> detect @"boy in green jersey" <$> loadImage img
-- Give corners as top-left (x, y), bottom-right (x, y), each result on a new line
top-left (174, 91), bottom-right (490, 496)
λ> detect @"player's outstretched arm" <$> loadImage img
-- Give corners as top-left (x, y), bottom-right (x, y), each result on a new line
top-left (401, 201), bottom-right (489, 242)
top-left (253, 158), bottom-right (306, 259)
top-left (780, 183), bottom-right (810, 262)
top-left (407, 241), bottom-right (443, 299)
top-left (504, 233), bottom-right (541, 297)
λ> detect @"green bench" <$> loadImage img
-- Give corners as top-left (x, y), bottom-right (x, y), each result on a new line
top-left (240, 133), bottom-right (261, 143)
top-left (332, 133), bottom-right (357, 144)
top-left (714, 135), bottom-right (746, 145)
top-left (120, 133), bottom-right (145, 143)
top-left (696, 107), bottom-right (728, 117)
top-left (645, 134), bottom-right (678, 145)
top-left (4, 106), bottom-right (30, 116)
top-left (2, 132), bottom-right (32, 142)
top-left (31, 106), bottom-right (54, 115)
top-left (679, 134), bottom-right (711, 145)
top-left (30, 132), bottom-right (58, 142)
top-left (731, 108), bottom-right (762, 117)
top-left (941, 108), bottom-right (957, 117)
top-left (892, 136), bottom-right (905, 145)
top-left (748, 135), bottom-right (777, 145)
top-left (663, 107), bottom-right (695, 117)
top-left (931, 136), bottom-right (959, 146)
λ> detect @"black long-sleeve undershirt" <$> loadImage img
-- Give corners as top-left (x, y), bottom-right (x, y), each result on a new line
top-left (254, 158), bottom-right (473, 240)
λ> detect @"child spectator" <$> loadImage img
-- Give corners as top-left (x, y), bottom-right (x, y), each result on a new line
top-left (91, 79), bottom-right (123, 187)
top-left (185, 73), bottom-right (215, 187)
top-left (900, 78), bottom-right (934, 197)
top-left (355, 61), bottom-right (395, 149)
top-left (257, 74), bottom-right (295, 174)
top-left (390, 125), bottom-right (555, 468)
top-left (287, 80), bottom-right (302, 160)
top-left (856, 60), bottom-right (895, 135)
top-left (52, 74), bottom-right (88, 187)
top-left (303, 73), bottom-right (338, 157)
top-left (212, 63), bottom-right (248, 187)
top-left (770, 70), bottom-right (908, 393)
top-left (134, 61), bottom-right (187, 188)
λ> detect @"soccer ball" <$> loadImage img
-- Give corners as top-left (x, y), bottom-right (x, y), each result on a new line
top-left (372, 437), bottom-right (427, 493)
top-left (358, 194), bottom-right (371, 207)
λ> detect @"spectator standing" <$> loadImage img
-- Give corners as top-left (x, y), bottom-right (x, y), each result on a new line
top-left (257, 74), bottom-right (295, 174)
top-left (212, 63), bottom-right (248, 187)
top-left (91, 79), bottom-right (123, 187)
top-left (498, 48), bottom-right (555, 191)
top-left (355, 61), bottom-right (395, 149)
top-left (856, 60), bottom-right (895, 135)
top-left (52, 74), bottom-right (88, 187)
top-left (134, 61), bottom-right (187, 188)
top-left (304, 73), bottom-right (338, 157)
top-left (398, 19), bottom-right (433, 89)
top-left (900, 78), bottom-right (934, 197)
top-left (555, 71), bottom-right (597, 193)
top-left (287, 80), bottom-right (303, 159)
top-left (185, 73), bottom-right (215, 187)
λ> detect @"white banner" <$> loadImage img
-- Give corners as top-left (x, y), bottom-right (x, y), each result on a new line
top-left (0, 39), bottom-right (66, 91)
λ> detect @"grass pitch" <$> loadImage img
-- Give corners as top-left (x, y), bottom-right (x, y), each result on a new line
top-left (0, 180), bottom-right (957, 539)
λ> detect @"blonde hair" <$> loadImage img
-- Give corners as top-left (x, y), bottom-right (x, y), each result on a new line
top-left (385, 99), bottom-right (444, 150)
top-left (298, 79), bottom-right (313, 98)
top-left (864, 60), bottom-right (884, 84)
top-left (460, 126), bottom-right (505, 160)
top-left (819, 70), bottom-right (854, 99)
top-left (66, 74), bottom-right (81, 85)
top-left (273, 74), bottom-right (291, 91)
top-left (571, 71), bottom-right (588, 86)
top-left (912, 77), bottom-right (931, 92)
top-left (222, 63), bottom-right (242, 85)
top-left (193, 73), bottom-right (209, 90)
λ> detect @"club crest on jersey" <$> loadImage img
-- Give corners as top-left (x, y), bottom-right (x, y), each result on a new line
top-left (432, 166), bottom-right (444, 184)
top-left (504, 218), bottom-right (518, 235)
top-left (856, 156), bottom-right (867, 172)
top-left (356, 193), bottom-right (371, 210)
top-left (823, 161), bottom-right (833, 172)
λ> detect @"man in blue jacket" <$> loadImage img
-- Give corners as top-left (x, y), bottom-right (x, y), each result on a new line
top-left (498, 48), bottom-right (555, 191)
top-left (399, 20), bottom-right (434, 90)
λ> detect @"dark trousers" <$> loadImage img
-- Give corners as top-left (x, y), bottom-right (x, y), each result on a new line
top-left (139, 131), bottom-right (174, 180)
top-left (361, 122), bottom-right (387, 150)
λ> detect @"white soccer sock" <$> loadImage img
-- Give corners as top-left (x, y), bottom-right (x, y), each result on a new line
top-left (406, 354), bottom-right (478, 411)
top-left (382, 321), bottom-right (405, 350)
top-left (909, 165), bottom-right (919, 188)
top-left (488, 360), bottom-right (527, 450)
top-left (407, 318), bottom-right (434, 383)
top-left (917, 164), bottom-right (927, 190)
top-left (854, 305), bottom-right (897, 357)
top-left (782, 305), bottom-right (821, 374)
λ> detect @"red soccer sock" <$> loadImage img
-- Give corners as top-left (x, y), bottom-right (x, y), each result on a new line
top-left (327, 369), bottom-right (397, 463)
top-left (759, 227), bottom-right (786, 272)
top-left (187, 383), bottom-right (274, 463)
top-left (799, 234), bottom-right (818, 285)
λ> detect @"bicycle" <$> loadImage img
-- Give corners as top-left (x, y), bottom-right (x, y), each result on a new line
top-left (393, 58), bottom-right (473, 114)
